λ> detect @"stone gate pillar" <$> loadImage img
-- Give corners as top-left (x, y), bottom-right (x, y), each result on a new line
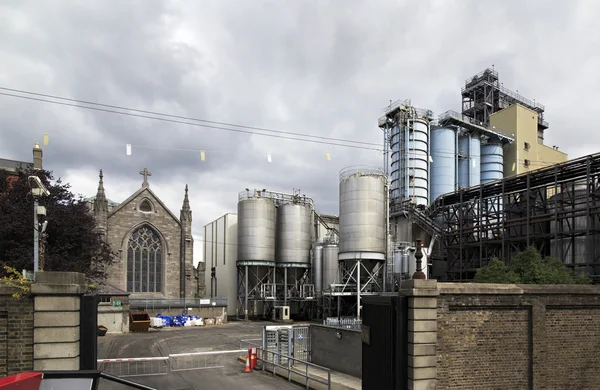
top-left (31, 272), bottom-right (86, 371)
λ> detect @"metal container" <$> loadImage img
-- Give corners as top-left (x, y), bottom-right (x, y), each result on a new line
top-left (322, 244), bottom-right (339, 291)
top-left (430, 127), bottom-right (456, 202)
top-left (313, 244), bottom-right (323, 294)
top-left (480, 142), bottom-right (504, 183)
top-left (408, 119), bottom-right (429, 206)
top-left (237, 197), bottom-right (277, 262)
top-left (276, 203), bottom-right (313, 265)
top-left (390, 124), bottom-right (402, 201)
top-left (458, 134), bottom-right (481, 188)
top-left (390, 118), bottom-right (429, 206)
top-left (338, 167), bottom-right (387, 255)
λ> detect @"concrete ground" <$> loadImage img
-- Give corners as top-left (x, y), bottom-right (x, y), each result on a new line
top-left (97, 321), bottom-right (300, 390)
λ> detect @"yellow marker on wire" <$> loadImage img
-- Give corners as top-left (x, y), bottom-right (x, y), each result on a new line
top-left (43, 133), bottom-right (49, 146)
top-left (200, 150), bottom-right (206, 161)
top-left (326, 152), bottom-right (331, 161)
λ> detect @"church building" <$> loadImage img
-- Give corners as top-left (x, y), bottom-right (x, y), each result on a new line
top-left (88, 168), bottom-right (197, 299)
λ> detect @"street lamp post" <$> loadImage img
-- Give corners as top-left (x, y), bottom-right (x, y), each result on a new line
top-left (28, 176), bottom-right (49, 278)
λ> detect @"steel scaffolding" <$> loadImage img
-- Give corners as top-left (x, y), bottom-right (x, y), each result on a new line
top-left (429, 153), bottom-right (600, 281)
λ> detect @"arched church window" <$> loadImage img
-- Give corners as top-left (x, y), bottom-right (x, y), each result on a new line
top-left (139, 199), bottom-right (153, 212)
top-left (126, 225), bottom-right (163, 293)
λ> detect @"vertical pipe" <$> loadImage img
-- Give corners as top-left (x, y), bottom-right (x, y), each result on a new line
top-left (384, 175), bottom-right (390, 292)
top-left (244, 265), bottom-right (249, 320)
top-left (284, 268), bottom-right (288, 306)
top-left (33, 199), bottom-right (39, 275)
top-left (357, 258), bottom-right (361, 320)
top-left (455, 129), bottom-right (459, 191)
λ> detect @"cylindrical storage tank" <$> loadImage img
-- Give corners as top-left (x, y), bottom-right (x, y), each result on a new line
top-left (237, 197), bottom-right (277, 262)
top-left (275, 203), bottom-right (313, 265)
top-left (408, 119), bottom-right (429, 206)
top-left (338, 167), bottom-right (387, 257)
top-left (430, 127), bottom-right (456, 202)
top-left (313, 244), bottom-right (323, 294)
top-left (322, 244), bottom-right (339, 290)
top-left (458, 134), bottom-right (481, 188)
top-left (480, 142), bottom-right (504, 183)
top-left (389, 124), bottom-right (402, 201)
top-left (393, 250), bottom-right (402, 275)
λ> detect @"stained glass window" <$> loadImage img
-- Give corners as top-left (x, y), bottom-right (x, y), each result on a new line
top-left (126, 226), bottom-right (163, 293)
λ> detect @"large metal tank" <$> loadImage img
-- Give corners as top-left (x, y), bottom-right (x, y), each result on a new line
top-left (480, 142), bottom-right (504, 183)
top-left (408, 119), bottom-right (429, 206)
top-left (322, 244), bottom-right (339, 290)
top-left (338, 167), bottom-right (387, 257)
top-left (430, 127), bottom-right (456, 202)
top-left (237, 197), bottom-right (277, 262)
top-left (389, 124), bottom-right (402, 200)
top-left (276, 203), bottom-right (313, 265)
top-left (389, 119), bottom-right (430, 206)
top-left (458, 134), bottom-right (481, 188)
top-left (313, 244), bottom-right (323, 294)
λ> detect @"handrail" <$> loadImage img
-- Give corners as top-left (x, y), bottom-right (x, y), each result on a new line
top-left (257, 346), bottom-right (331, 390)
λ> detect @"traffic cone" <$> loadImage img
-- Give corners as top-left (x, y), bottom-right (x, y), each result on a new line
top-left (243, 355), bottom-right (252, 373)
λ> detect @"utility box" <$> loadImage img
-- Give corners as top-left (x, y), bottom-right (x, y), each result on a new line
top-left (278, 306), bottom-right (290, 320)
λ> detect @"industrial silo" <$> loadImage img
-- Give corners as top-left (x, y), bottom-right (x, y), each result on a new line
top-left (322, 243), bottom-right (339, 291)
top-left (237, 196), bottom-right (277, 263)
top-left (408, 119), bottom-right (430, 206)
top-left (430, 127), bottom-right (456, 202)
top-left (313, 244), bottom-right (323, 295)
top-left (480, 141), bottom-right (504, 183)
top-left (276, 203), bottom-right (313, 266)
top-left (237, 192), bottom-right (277, 318)
top-left (389, 117), bottom-right (430, 206)
top-left (458, 133), bottom-right (481, 188)
top-left (338, 167), bottom-right (387, 257)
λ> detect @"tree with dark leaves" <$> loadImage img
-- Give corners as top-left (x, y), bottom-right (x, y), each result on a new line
top-left (0, 166), bottom-right (115, 280)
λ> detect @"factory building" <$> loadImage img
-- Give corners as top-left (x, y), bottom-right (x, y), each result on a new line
top-left (203, 67), bottom-right (598, 323)
top-left (489, 104), bottom-right (568, 177)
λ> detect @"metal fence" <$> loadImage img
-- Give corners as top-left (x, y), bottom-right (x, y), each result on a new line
top-left (97, 357), bottom-right (169, 378)
top-left (97, 349), bottom-right (245, 377)
top-left (257, 346), bottom-right (331, 389)
top-left (129, 297), bottom-right (228, 311)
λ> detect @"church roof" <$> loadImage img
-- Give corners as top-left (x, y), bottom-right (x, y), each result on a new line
top-left (89, 278), bottom-right (129, 296)
top-left (0, 158), bottom-right (33, 172)
top-left (108, 185), bottom-right (182, 225)
top-left (84, 196), bottom-right (120, 206)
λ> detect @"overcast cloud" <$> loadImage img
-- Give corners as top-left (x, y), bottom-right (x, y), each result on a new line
top-left (1, 0), bottom-right (599, 263)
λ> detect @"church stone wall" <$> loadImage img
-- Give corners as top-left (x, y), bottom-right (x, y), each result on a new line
top-left (107, 189), bottom-right (191, 298)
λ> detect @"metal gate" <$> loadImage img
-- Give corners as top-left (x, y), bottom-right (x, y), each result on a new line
top-left (262, 325), bottom-right (311, 365)
top-left (361, 294), bottom-right (408, 390)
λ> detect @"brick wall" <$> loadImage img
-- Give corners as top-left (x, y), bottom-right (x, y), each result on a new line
top-left (0, 285), bottom-right (34, 376)
top-left (436, 284), bottom-right (600, 390)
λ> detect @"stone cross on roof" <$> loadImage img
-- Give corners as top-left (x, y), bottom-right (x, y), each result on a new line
top-left (140, 168), bottom-right (152, 188)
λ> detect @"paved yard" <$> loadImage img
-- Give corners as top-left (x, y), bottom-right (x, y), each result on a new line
top-left (97, 321), bottom-right (300, 390)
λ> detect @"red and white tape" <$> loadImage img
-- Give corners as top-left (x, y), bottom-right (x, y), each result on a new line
top-left (98, 357), bottom-right (169, 363)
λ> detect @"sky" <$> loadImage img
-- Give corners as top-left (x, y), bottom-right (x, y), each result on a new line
top-left (1, 0), bottom-right (599, 265)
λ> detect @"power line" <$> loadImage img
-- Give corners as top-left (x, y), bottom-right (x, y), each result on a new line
top-left (0, 86), bottom-right (381, 147)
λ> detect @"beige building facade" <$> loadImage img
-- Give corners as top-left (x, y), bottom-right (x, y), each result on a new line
top-left (490, 104), bottom-right (568, 177)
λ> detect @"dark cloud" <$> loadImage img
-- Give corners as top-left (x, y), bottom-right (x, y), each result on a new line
top-left (1, 0), bottom-right (599, 243)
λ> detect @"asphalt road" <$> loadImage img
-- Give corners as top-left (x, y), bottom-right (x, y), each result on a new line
top-left (97, 321), bottom-right (300, 390)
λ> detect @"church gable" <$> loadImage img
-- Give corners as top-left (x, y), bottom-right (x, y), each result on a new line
top-left (92, 168), bottom-right (197, 299)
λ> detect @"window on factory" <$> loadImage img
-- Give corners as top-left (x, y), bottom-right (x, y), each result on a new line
top-left (126, 225), bottom-right (163, 293)
top-left (524, 159), bottom-right (531, 168)
top-left (524, 142), bottom-right (530, 151)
